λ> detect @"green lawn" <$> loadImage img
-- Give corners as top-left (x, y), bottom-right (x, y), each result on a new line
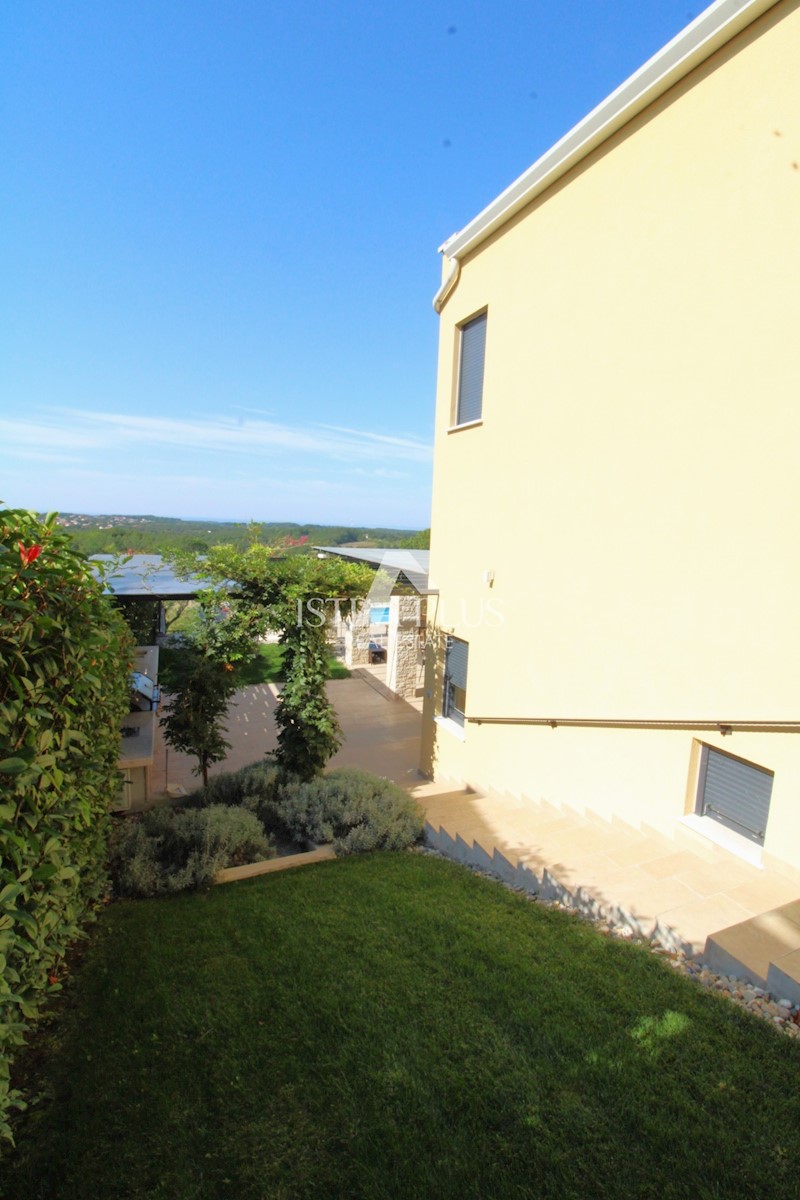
top-left (233, 642), bottom-right (350, 685)
top-left (3, 853), bottom-right (800, 1199)
top-left (159, 642), bottom-right (350, 687)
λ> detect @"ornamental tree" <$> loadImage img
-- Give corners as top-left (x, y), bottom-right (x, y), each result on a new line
top-left (159, 591), bottom-right (262, 786)
top-left (159, 652), bottom-right (236, 787)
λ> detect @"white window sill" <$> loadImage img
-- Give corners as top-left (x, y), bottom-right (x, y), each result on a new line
top-left (447, 419), bottom-right (483, 434)
top-left (435, 715), bottom-right (466, 742)
top-left (680, 813), bottom-right (764, 868)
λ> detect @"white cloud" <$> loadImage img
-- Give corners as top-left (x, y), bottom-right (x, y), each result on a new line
top-left (0, 407), bottom-right (432, 527)
top-left (351, 467), bottom-right (409, 479)
top-left (0, 447), bottom-right (86, 464)
top-left (0, 418), bottom-right (104, 451)
top-left (317, 423), bottom-right (432, 456)
top-left (2, 408), bottom-right (433, 466)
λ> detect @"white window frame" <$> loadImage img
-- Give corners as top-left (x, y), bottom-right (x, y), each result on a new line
top-left (442, 636), bottom-right (468, 728)
top-left (453, 311), bottom-right (487, 428)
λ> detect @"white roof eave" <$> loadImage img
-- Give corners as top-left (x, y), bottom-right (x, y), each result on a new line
top-left (440, 0), bottom-right (780, 263)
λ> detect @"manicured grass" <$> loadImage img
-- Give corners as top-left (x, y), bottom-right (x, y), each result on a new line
top-left (3, 853), bottom-right (800, 1199)
top-left (232, 641), bottom-right (287, 683)
top-left (160, 643), bottom-right (350, 687)
top-left (234, 643), bottom-right (351, 684)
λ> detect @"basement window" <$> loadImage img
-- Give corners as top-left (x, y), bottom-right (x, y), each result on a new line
top-left (695, 744), bottom-right (773, 847)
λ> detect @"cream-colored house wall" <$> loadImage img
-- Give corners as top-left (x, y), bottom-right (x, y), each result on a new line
top-left (423, 1), bottom-right (800, 868)
top-left (426, 718), bottom-right (800, 868)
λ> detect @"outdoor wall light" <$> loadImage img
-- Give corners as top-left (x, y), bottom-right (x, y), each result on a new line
top-left (483, 569), bottom-right (495, 586)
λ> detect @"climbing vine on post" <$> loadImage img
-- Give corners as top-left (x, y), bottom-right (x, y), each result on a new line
top-left (276, 606), bottom-right (343, 779)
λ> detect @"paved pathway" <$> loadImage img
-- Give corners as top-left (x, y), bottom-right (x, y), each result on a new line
top-left (151, 675), bottom-right (423, 797)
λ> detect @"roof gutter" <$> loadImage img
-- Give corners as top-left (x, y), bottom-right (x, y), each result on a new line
top-left (432, 256), bottom-right (461, 314)
top-left (436, 0), bottom-right (781, 273)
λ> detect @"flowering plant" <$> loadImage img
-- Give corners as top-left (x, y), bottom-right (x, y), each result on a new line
top-left (18, 543), bottom-right (42, 567)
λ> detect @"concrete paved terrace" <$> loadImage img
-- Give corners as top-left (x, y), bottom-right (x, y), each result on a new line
top-left (148, 674), bottom-right (800, 997)
top-left (150, 671), bottom-right (423, 797)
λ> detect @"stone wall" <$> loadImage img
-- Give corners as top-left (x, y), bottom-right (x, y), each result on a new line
top-left (344, 600), bottom-right (371, 667)
top-left (386, 596), bottom-right (421, 698)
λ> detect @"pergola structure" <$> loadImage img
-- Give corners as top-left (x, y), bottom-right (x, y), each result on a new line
top-left (314, 547), bottom-right (432, 699)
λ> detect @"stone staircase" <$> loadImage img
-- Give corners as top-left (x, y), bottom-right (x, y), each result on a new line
top-left (705, 902), bottom-right (800, 1004)
top-left (417, 784), bottom-right (800, 995)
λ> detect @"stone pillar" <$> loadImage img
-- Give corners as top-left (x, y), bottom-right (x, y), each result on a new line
top-left (344, 600), bottom-right (371, 667)
top-left (386, 596), bottom-right (421, 698)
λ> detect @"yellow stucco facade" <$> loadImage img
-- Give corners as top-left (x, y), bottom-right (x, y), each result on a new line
top-left (421, 0), bottom-right (800, 870)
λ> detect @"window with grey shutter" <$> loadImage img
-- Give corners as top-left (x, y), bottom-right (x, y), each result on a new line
top-left (456, 312), bottom-right (487, 425)
top-left (697, 746), bottom-right (773, 846)
top-left (443, 637), bottom-right (469, 725)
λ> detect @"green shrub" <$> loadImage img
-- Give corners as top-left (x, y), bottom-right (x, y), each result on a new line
top-left (277, 776), bottom-right (337, 845)
top-left (186, 769), bottom-right (252, 809)
top-left (178, 763), bottom-right (424, 859)
top-left (189, 760), bottom-right (280, 809)
top-left (275, 768), bottom-right (424, 855)
top-left (186, 761), bottom-right (285, 835)
top-left (110, 804), bottom-right (274, 898)
top-left (0, 507), bottom-right (132, 1143)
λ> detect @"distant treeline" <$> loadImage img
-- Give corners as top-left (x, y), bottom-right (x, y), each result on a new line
top-left (57, 514), bottom-right (429, 556)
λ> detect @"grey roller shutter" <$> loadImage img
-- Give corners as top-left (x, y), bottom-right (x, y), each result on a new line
top-left (700, 747), bottom-right (773, 846)
top-left (445, 638), bottom-right (469, 689)
top-left (457, 313), bottom-right (487, 424)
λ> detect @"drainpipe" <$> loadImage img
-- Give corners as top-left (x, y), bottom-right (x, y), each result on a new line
top-left (432, 255), bottom-right (461, 313)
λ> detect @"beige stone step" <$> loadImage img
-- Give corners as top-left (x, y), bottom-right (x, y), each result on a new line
top-left (705, 900), bottom-right (800, 996)
top-left (420, 791), bottom-right (489, 835)
top-left (766, 949), bottom-right (800, 1007)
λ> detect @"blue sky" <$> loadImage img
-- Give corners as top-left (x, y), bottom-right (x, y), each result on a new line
top-left (1, 0), bottom-right (698, 528)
